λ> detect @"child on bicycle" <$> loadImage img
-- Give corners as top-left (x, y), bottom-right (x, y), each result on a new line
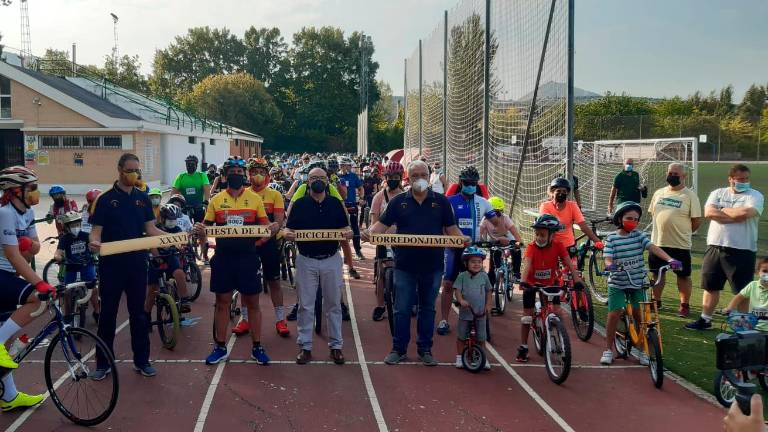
top-left (54, 211), bottom-right (99, 322)
top-left (517, 214), bottom-right (584, 363)
top-left (145, 204), bottom-right (191, 315)
top-left (723, 257), bottom-right (768, 331)
top-left (602, 201), bottom-right (681, 365)
top-left (480, 196), bottom-right (523, 285)
top-left (453, 246), bottom-right (492, 370)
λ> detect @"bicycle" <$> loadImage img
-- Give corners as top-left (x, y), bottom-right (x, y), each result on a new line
top-left (575, 216), bottom-right (612, 304)
top-left (179, 237), bottom-right (203, 302)
top-left (559, 261), bottom-right (595, 342)
top-left (713, 312), bottom-right (768, 408)
top-left (280, 239), bottom-right (297, 288)
top-left (526, 283), bottom-right (572, 385)
top-left (147, 254), bottom-right (184, 350)
top-left (0, 281), bottom-right (118, 426)
top-left (482, 241), bottom-right (522, 316)
top-left (373, 246), bottom-right (395, 336)
top-left (605, 265), bottom-right (671, 389)
top-left (41, 236), bottom-right (62, 284)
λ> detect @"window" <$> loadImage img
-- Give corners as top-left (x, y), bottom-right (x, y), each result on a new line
top-left (40, 136), bottom-right (60, 148)
top-left (82, 136), bottom-right (101, 148)
top-left (103, 136), bottom-right (122, 148)
top-left (37, 135), bottom-right (122, 149)
top-left (62, 136), bottom-right (81, 148)
top-left (0, 75), bottom-right (10, 119)
top-left (210, 139), bottom-right (215, 146)
top-left (188, 136), bottom-right (195, 144)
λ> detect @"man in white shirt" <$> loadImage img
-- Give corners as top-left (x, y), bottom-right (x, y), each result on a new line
top-left (686, 164), bottom-right (764, 331)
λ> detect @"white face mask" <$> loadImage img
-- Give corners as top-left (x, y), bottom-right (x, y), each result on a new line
top-left (165, 220), bottom-right (178, 229)
top-left (70, 227), bottom-right (81, 237)
top-left (760, 272), bottom-right (768, 285)
top-left (151, 198), bottom-right (161, 206)
top-left (412, 178), bottom-right (429, 192)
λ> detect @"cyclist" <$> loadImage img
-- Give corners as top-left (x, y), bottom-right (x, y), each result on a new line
top-left (167, 194), bottom-right (194, 232)
top-left (54, 211), bottom-right (99, 321)
top-left (369, 160), bottom-right (405, 321)
top-left (0, 166), bottom-right (53, 410)
top-left (438, 166), bottom-right (493, 336)
top-left (148, 188), bottom-right (162, 219)
top-left (172, 154), bottom-right (210, 223)
top-left (206, 164), bottom-right (218, 184)
top-left (601, 201), bottom-right (681, 365)
top-left (361, 166), bottom-right (380, 229)
top-left (429, 161), bottom-right (447, 194)
top-left (145, 204), bottom-right (191, 315)
top-left (339, 157), bottom-right (365, 260)
top-left (47, 185), bottom-right (78, 235)
top-left (480, 196), bottom-right (523, 286)
top-left (516, 214), bottom-right (583, 363)
top-left (230, 158), bottom-right (290, 338)
top-left (453, 246), bottom-right (492, 370)
top-left (81, 188), bottom-right (102, 234)
top-left (444, 173), bottom-right (490, 198)
top-left (195, 157), bottom-right (276, 365)
top-left (539, 177), bottom-right (603, 258)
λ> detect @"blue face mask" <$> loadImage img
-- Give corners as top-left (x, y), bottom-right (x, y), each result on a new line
top-left (734, 182), bottom-right (751, 193)
top-left (461, 185), bottom-right (477, 195)
top-left (625, 164), bottom-right (633, 172)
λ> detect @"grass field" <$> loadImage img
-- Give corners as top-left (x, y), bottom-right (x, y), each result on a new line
top-left (592, 162), bottom-right (767, 404)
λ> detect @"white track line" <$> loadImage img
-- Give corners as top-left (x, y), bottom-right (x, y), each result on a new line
top-left (6, 319), bottom-right (130, 432)
top-left (450, 303), bottom-right (575, 432)
top-left (343, 273), bottom-right (388, 432)
top-left (193, 331), bottom-right (237, 432)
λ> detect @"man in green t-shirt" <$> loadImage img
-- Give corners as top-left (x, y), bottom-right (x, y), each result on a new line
top-left (172, 155), bottom-right (210, 223)
top-left (608, 158), bottom-right (646, 214)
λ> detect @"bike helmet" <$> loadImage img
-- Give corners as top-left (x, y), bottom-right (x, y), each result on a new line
top-left (0, 166), bottom-right (38, 190)
top-left (362, 166), bottom-right (371, 173)
top-left (458, 166), bottom-right (480, 182)
top-left (185, 154), bottom-right (199, 163)
top-left (159, 203), bottom-right (183, 220)
top-left (269, 167), bottom-right (281, 176)
top-left (59, 210), bottom-right (82, 225)
top-left (148, 187), bottom-right (162, 197)
top-left (462, 246), bottom-right (487, 261)
top-left (168, 193), bottom-right (186, 207)
top-left (247, 157), bottom-right (269, 171)
top-left (531, 213), bottom-right (562, 231)
top-left (85, 188), bottom-right (102, 203)
top-left (222, 156), bottom-right (246, 173)
top-left (48, 185), bottom-right (66, 196)
top-left (549, 177), bottom-right (571, 192)
top-left (326, 158), bottom-right (339, 173)
top-left (269, 182), bottom-right (285, 194)
top-left (384, 160), bottom-right (404, 176)
top-left (612, 201), bottom-right (643, 227)
top-left (308, 159), bottom-right (328, 172)
top-left (339, 157), bottom-right (353, 166)
top-left (488, 196), bottom-right (505, 211)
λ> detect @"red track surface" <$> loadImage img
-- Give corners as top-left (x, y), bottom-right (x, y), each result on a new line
top-left (1, 222), bottom-right (726, 431)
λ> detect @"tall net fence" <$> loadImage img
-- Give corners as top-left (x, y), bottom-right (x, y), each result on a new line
top-left (404, 47), bottom-right (421, 153)
top-left (421, 22), bottom-right (446, 166)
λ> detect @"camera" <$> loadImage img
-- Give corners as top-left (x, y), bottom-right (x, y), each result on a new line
top-left (715, 330), bottom-right (768, 415)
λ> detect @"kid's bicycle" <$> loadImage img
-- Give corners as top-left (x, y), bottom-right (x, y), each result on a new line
top-left (526, 283), bottom-right (572, 385)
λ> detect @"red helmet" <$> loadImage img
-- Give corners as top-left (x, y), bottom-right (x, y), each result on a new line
top-left (384, 161), bottom-right (404, 176)
top-left (85, 189), bottom-right (102, 203)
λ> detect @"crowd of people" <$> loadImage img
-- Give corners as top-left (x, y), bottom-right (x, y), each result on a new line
top-left (0, 150), bottom-right (762, 429)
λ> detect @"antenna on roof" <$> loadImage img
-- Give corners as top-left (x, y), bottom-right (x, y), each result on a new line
top-left (110, 13), bottom-right (119, 65)
top-left (19, 0), bottom-right (32, 65)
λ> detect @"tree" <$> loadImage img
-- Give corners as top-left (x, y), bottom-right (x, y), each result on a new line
top-left (103, 54), bottom-right (148, 93)
top-left (737, 84), bottom-right (766, 121)
top-left (149, 27), bottom-right (245, 99)
top-left (370, 80), bottom-right (396, 126)
top-left (39, 49), bottom-right (72, 76)
top-left (716, 85), bottom-right (735, 116)
top-left (181, 73), bottom-right (282, 143)
top-left (243, 27), bottom-right (288, 86)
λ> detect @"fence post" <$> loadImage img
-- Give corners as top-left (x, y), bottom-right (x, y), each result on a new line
top-left (418, 39), bottom-right (423, 156)
top-left (403, 58), bottom-right (408, 147)
top-left (758, 121), bottom-right (761, 161)
top-left (566, 0), bottom-right (575, 183)
top-left (482, 0), bottom-right (491, 184)
top-left (443, 10), bottom-right (448, 170)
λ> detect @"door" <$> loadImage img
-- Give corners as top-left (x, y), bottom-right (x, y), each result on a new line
top-left (200, 140), bottom-right (206, 168)
top-left (0, 130), bottom-right (23, 168)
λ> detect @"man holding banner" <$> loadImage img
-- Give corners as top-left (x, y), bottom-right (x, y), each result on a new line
top-left (363, 160), bottom-right (468, 367)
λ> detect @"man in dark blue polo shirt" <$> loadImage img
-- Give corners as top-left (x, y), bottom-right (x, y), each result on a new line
top-left (88, 153), bottom-right (168, 379)
top-left (363, 160), bottom-right (467, 366)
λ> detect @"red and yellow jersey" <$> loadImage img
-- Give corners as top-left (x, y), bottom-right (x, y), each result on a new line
top-left (251, 186), bottom-right (285, 222)
top-left (205, 188), bottom-right (269, 254)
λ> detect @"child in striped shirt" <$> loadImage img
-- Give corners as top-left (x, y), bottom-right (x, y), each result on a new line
top-left (601, 202), bottom-right (680, 365)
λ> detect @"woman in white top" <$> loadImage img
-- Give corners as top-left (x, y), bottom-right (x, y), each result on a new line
top-left (429, 161), bottom-right (446, 194)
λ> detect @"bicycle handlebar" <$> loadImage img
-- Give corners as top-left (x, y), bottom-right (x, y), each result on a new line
top-left (603, 264), bottom-right (672, 288)
top-left (472, 240), bottom-right (524, 250)
top-left (31, 281), bottom-right (95, 318)
top-left (590, 217), bottom-right (612, 226)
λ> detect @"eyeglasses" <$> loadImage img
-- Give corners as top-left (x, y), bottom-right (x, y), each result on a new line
top-left (122, 168), bottom-right (141, 174)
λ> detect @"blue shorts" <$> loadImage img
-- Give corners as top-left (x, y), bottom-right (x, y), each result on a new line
top-left (0, 270), bottom-right (34, 313)
top-left (210, 253), bottom-right (262, 295)
top-left (64, 265), bottom-right (97, 285)
top-left (148, 255), bottom-right (181, 284)
top-left (443, 248), bottom-right (466, 283)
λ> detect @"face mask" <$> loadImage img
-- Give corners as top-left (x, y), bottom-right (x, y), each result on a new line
top-left (461, 185), bottom-right (477, 195)
top-left (165, 220), bottom-right (178, 229)
top-left (123, 172), bottom-right (139, 186)
top-left (69, 227), bottom-right (81, 237)
top-left (186, 164), bottom-right (196, 174)
top-left (622, 220), bottom-right (638, 232)
top-left (363, 173), bottom-right (370, 178)
top-left (151, 197), bottom-right (161, 206)
top-left (666, 175), bottom-right (681, 187)
top-left (555, 193), bottom-right (567, 203)
top-left (387, 179), bottom-right (400, 190)
top-left (53, 197), bottom-right (65, 206)
top-left (251, 174), bottom-right (266, 186)
top-left (412, 178), bottom-right (429, 192)
top-left (226, 173), bottom-right (245, 190)
top-left (534, 233), bottom-right (550, 248)
top-left (310, 180), bottom-right (326, 194)
top-left (734, 182), bottom-right (751, 193)
top-left (25, 189), bottom-right (40, 207)
top-left (301, 174), bottom-right (308, 182)
top-left (760, 272), bottom-right (768, 285)
top-left (625, 164), bottom-right (633, 172)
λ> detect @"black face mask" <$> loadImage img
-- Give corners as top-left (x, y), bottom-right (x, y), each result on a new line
top-left (186, 163), bottom-right (196, 174)
top-left (53, 198), bottom-right (65, 206)
top-left (226, 173), bottom-right (245, 190)
top-left (310, 180), bottom-right (327, 194)
top-left (555, 193), bottom-right (567, 203)
top-left (387, 179), bottom-right (400, 190)
top-left (666, 175), bottom-right (681, 187)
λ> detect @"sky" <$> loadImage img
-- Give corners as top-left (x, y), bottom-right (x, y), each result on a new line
top-left (0, 0), bottom-right (765, 100)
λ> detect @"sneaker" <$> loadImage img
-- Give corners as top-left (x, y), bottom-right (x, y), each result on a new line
top-left (89, 367), bottom-right (111, 381)
top-left (251, 345), bottom-right (270, 365)
top-left (418, 351), bottom-right (438, 367)
top-left (296, 349), bottom-right (312, 365)
top-left (685, 317), bottom-right (712, 331)
top-left (455, 355), bottom-right (463, 368)
top-left (678, 303), bottom-right (690, 318)
top-left (133, 363), bottom-right (157, 377)
top-left (0, 392), bottom-right (44, 411)
top-left (600, 350), bottom-right (614, 365)
top-left (232, 319), bottom-right (250, 336)
top-left (516, 346), bottom-right (529, 363)
top-left (287, 304), bottom-right (298, 321)
top-left (349, 268), bottom-right (361, 280)
top-left (436, 320), bottom-right (450, 335)
top-left (356, 250), bottom-right (365, 261)
top-left (275, 320), bottom-right (290, 337)
top-left (205, 346), bottom-right (229, 365)
top-left (631, 347), bottom-right (650, 366)
top-left (330, 348), bottom-right (345, 365)
top-left (384, 351), bottom-right (406, 365)
top-left (484, 360), bottom-right (491, 370)
top-left (372, 306), bottom-right (386, 321)
top-left (341, 302), bottom-right (351, 321)
top-left (0, 345), bottom-right (19, 369)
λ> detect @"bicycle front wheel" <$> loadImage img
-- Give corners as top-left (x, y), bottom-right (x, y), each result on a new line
top-left (44, 326), bottom-right (119, 426)
top-left (493, 276), bottom-right (506, 315)
top-left (570, 285), bottom-right (594, 341)
top-left (186, 261), bottom-right (202, 302)
top-left (43, 259), bottom-right (62, 285)
top-left (646, 328), bottom-right (664, 388)
top-left (461, 345), bottom-right (486, 373)
top-left (588, 250), bottom-right (609, 304)
top-left (533, 315), bottom-right (545, 356)
top-left (614, 312), bottom-right (632, 358)
top-left (714, 370), bottom-right (742, 408)
top-left (156, 293), bottom-right (180, 350)
top-left (544, 317), bottom-right (571, 385)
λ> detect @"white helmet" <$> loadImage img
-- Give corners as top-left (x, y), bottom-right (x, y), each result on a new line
top-left (0, 166), bottom-right (38, 190)
top-left (60, 211), bottom-right (83, 225)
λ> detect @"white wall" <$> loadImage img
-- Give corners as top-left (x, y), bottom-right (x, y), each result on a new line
top-left (160, 134), bottom-right (228, 185)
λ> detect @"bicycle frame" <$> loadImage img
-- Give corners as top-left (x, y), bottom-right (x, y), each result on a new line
top-left (611, 266), bottom-right (670, 354)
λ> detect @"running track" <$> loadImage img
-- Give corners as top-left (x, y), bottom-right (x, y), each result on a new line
top-left (0, 221), bottom-right (726, 431)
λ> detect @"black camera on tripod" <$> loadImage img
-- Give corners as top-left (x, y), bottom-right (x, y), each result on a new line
top-left (715, 330), bottom-right (768, 415)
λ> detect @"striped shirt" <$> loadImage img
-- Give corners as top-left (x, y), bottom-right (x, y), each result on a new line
top-left (604, 230), bottom-right (651, 290)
